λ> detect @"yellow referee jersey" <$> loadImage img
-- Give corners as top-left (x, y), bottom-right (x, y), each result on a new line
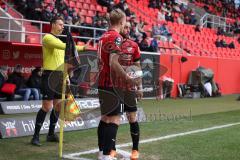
top-left (42, 34), bottom-right (85, 71)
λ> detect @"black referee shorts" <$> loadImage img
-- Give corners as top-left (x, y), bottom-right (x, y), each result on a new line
top-left (42, 70), bottom-right (63, 100)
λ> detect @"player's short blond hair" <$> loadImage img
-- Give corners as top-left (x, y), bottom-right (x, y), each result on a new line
top-left (109, 8), bottom-right (126, 26)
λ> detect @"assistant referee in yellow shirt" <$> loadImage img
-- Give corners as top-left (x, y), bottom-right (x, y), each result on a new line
top-left (31, 16), bottom-right (89, 146)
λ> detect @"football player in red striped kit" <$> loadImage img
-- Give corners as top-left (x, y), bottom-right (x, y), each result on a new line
top-left (110, 22), bottom-right (143, 160)
top-left (97, 8), bottom-right (141, 160)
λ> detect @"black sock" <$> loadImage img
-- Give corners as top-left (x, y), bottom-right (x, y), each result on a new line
top-left (48, 109), bottom-right (59, 136)
top-left (103, 123), bottom-right (118, 155)
top-left (98, 120), bottom-right (107, 151)
top-left (33, 109), bottom-right (47, 138)
top-left (112, 140), bottom-right (116, 151)
top-left (130, 122), bottom-right (140, 150)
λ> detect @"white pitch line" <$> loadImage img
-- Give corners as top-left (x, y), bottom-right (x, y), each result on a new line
top-left (63, 155), bottom-right (92, 160)
top-left (63, 122), bottom-right (240, 159)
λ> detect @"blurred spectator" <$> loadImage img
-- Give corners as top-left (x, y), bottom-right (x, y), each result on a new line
top-left (206, 18), bottom-right (212, 28)
top-left (102, 19), bottom-right (109, 29)
top-left (97, 0), bottom-right (113, 8)
top-left (184, 15), bottom-right (190, 24)
top-left (65, 16), bottom-right (73, 25)
top-left (157, 10), bottom-right (165, 21)
top-left (115, 0), bottom-right (131, 16)
top-left (228, 41), bottom-right (235, 49)
top-left (150, 37), bottom-right (159, 52)
top-left (215, 38), bottom-right (229, 48)
top-left (152, 24), bottom-right (160, 37)
top-left (71, 12), bottom-right (81, 33)
top-left (130, 24), bottom-right (138, 41)
top-left (49, 0), bottom-right (55, 11)
top-left (159, 23), bottom-right (172, 41)
top-left (27, 67), bottom-right (42, 99)
top-left (94, 19), bottom-right (105, 38)
top-left (68, 7), bottom-right (75, 17)
top-left (78, 18), bottom-right (93, 43)
top-left (177, 14), bottom-right (184, 24)
top-left (217, 27), bottom-right (224, 35)
top-left (139, 34), bottom-right (150, 51)
top-left (33, 1), bottom-right (45, 21)
top-left (107, 1), bottom-right (115, 12)
top-left (149, 0), bottom-right (157, 8)
top-left (52, 8), bottom-right (60, 18)
top-left (0, 65), bottom-right (13, 101)
top-left (173, 3), bottom-right (181, 12)
top-left (27, 67), bottom-right (42, 90)
top-left (56, 0), bottom-right (68, 13)
top-left (180, 3), bottom-right (187, 13)
top-left (195, 24), bottom-right (201, 32)
top-left (165, 12), bottom-right (174, 22)
top-left (0, 65), bottom-right (8, 89)
top-left (129, 14), bottom-right (137, 27)
top-left (220, 39), bottom-right (228, 48)
top-left (26, 0), bottom-right (39, 20)
top-left (15, 0), bottom-right (28, 15)
top-left (215, 38), bottom-right (222, 47)
top-left (189, 9), bottom-right (197, 24)
top-left (8, 64), bottom-right (40, 101)
top-left (62, 9), bottom-right (69, 21)
top-left (93, 11), bottom-right (102, 25)
top-left (135, 17), bottom-right (147, 38)
top-left (41, 5), bottom-right (52, 22)
top-left (72, 11), bottom-right (81, 26)
top-left (161, 3), bottom-right (169, 12)
top-left (0, 0), bottom-right (7, 11)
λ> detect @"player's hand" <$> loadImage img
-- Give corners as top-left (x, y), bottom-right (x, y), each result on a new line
top-left (136, 89), bottom-right (143, 101)
top-left (84, 39), bottom-right (93, 50)
top-left (125, 74), bottom-right (138, 86)
top-left (66, 78), bottom-right (70, 85)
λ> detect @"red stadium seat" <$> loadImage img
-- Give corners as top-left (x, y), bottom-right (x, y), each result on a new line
top-left (96, 5), bottom-right (102, 12)
top-left (69, 1), bottom-right (75, 8)
top-left (87, 10), bottom-right (95, 17)
top-left (86, 0), bottom-right (91, 4)
top-left (83, 3), bottom-right (89, 10)
top-left (80, 9), bottom-right (87, 16)
top-left (44, 0), bottom-right (51, 3)
top-left (90, 4), bottom-right (96, 11)
top-left (76, 2), bottom-right (83, 8)
top-left (102, 7), bottom-right (107, 12)
top-left (85, 16), bottom-right (93, 24)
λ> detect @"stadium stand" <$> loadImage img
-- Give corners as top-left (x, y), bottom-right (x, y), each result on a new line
top-left (0, 0), bottom-right (239, 99)
top-left (2, 0), bottom-right (239, 59)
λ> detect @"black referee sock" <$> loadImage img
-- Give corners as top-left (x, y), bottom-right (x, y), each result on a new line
top-left (48, 109), bottom-right (59, 136)
top-left (103, 123), bottom-right (118, 155)
top-left (33, 109), bottom-right (47, 138)
top-left (97, 120), bottom-right (107, 151)
top-left (130, 122), bottom-right (140, 151)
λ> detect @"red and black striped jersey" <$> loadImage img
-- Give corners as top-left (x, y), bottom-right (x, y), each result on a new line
top-left (113, 38), bottom-right (141, 89)
top-left (97, 29), bottom-right (123, 88)
top-left (119, 38), bottom-right (141, 66)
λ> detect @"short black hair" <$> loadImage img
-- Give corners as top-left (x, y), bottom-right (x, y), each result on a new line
top-left (50, 16), bottom-right (64, 25)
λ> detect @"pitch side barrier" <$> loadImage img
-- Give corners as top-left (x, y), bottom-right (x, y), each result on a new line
top-left (0, 107), bottom-right (146, 138)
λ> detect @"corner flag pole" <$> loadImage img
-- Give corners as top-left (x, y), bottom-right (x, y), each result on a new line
top-left (59, 65), bottom-right (68, 158)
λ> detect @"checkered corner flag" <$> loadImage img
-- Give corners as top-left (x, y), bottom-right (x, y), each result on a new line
top-left (65, 30), bottom-right (81, 68)
top-left (63, 30), bottom-right (81, 121)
